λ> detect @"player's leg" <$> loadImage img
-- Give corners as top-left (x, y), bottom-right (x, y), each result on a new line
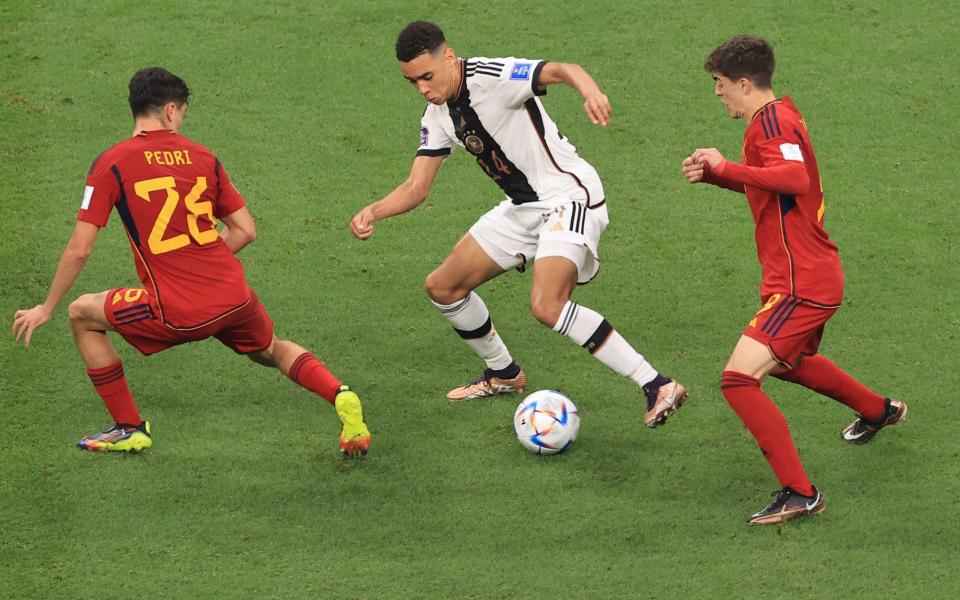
top-left (530, 252), bottom-right (687, 427)
top-left (722, 336), bottom-right (823, 524)
top-left (248, 336), bottom-right (341, 404)
top-left (772, 354), bottom-right (906, 444)
top-left (227, 294), bottom-right (369, 457)
top-left (425, 232), bottom-right (525, 400)
top-left (69, 290), bottom-right (151, 452)
top-left (722, 300), bottom-right (826, 525)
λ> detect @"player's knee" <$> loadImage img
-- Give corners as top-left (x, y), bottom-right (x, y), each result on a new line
top-left (67, 295), bottom-right (94, 324)
top-left (720, 370), bottom-right (761, 402)
top-left (246, 337), bottom-right (278, 367)
top-left (530, 296), bottom-right (563, 327)
top-left (246, 351), bottom-right (273, 367)
top-left (424, 271), bottom-right (464, 305)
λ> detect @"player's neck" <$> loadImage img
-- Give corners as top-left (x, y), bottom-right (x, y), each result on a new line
top-left (132, 117), bottom-right (179, 136)
top-left (446, 58), bottom-right (464, 102)
top-left (746, 91), bottom-right (778, 122)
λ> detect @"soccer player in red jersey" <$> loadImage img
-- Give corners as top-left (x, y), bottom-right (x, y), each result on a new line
top-left (682, 36), bottom-right (906, 524)
top-left (12, 67), bottom-right (370, 457)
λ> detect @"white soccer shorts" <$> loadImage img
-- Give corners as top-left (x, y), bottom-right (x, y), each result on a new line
top-left (468, 197), bottom-right (609, 284)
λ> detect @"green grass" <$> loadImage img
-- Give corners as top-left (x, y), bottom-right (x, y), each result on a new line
top-left (2, 1), bottom-right (958, 597)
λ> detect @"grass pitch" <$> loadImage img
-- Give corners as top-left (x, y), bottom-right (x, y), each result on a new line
top-left (2, 1), bottom-right (958, 597)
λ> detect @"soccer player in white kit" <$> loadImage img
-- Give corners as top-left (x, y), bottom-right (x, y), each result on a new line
top-left (350, 21), bottom-right (687, 427)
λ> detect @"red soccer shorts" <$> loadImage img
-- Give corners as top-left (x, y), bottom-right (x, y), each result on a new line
top-left (743, 293), bottom-right (839, 368)
top-left (104, 287), bottom-right (274, 356)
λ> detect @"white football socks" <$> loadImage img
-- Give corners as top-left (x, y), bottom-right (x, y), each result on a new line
top-left (553, 301), bottom-right (658, 386)
top-left (432, 292), bottom-right (515, 371)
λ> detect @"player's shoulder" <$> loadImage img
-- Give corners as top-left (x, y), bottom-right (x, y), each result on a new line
top-left (464, 56), bottom-right (509, 80)
top-left (171, 132), bottom-right (217, 160)
top-left (86, 137), bottom-right (136, 177)
top-left (753, 98), bottom-right (803, 141)
top-left (421, 100), bottom-right (449, 121)
top-left (467, 56), bottom-right (546, 91)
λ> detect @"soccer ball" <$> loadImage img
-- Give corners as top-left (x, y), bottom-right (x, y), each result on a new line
top-left (513, 390), bottom-right (580, 455)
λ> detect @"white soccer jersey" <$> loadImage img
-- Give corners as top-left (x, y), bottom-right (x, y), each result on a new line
top-left (416, 57), bottom-right (604, 207)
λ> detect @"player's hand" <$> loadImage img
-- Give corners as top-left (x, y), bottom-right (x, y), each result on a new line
top-left (12, 304), bottom-right (52, 347)
top-left (583, 92), bottom-right (611, 126)
top-left (691, 148), bottom-right (725, 170)
top-left (682, 155), bottom-right (705, 183)
top-left (350, 206), bottom-right (376, 240)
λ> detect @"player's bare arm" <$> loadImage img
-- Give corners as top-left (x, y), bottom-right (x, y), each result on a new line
top-left (12, 220), bottom-right (100, 346)
top-left (350, 154), bottom-right (445, 240)
top-left (537, 62), bottom-right (611, 126)
top-left (220, 206), bottom-right (257, 254)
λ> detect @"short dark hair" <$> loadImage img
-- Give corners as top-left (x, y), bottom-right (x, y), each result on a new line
top-left (395, 21), bottom-right (445, 62)
top-left (704, 35), bottom-right (775, 89)
top-left (128, 67), bottom-right (191, 117)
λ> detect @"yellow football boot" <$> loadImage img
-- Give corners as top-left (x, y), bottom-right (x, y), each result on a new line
top-left (77, 421), bottom-right (152, 452)
top-left (335, 387), bottom-right (370, 458)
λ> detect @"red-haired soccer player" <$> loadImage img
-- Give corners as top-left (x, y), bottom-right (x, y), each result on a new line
top-left (682, 36), bottom-right (906, 524)
top-left (12, 68), bottom-right (370, 457)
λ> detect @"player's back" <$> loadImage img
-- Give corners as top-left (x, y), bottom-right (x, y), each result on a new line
top-left (82, 130), bottom-right (250, 329)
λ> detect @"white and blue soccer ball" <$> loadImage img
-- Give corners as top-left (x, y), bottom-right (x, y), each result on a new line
top-left (513, 390), bottom-right (580, 455)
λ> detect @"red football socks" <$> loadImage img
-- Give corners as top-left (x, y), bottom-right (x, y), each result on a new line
top-left (288, 352), bottom-right (341, 405)
top-left (86, 361), bottom-right (142, 426)
top-left (721, 371), bottom-right (815, 497)
top-left (774, 355), bottom-right (885, 421)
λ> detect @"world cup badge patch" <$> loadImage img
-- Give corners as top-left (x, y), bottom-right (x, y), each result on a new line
top-left (419, 126), bottom-right (429, 146)
top-left (510, 63), bottom-right (532, 80)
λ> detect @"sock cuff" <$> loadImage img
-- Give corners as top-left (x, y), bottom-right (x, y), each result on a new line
top-left (552, 301), bottom-right (578, 334)
top-left (289, 352), bottom-right (316, 383)
top-left (431, 292), bottom-right (474, 316)
top-left (721, 370), bottom-right (761, 389)
top-left (87, 361), bottom-right (124, 385)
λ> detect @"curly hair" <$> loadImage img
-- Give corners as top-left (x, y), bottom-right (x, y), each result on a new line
top-left (128, 67), bottom-right (190, 117)
top-left (704, 35), bottom-right (775, 89)
top-left (395, 21), bottom-right (445, 62)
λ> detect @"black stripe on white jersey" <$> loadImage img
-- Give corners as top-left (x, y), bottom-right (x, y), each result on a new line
top-left (567, 201), bottom-right (586, 234)
top-left (447, 68), bottom-right (539, 204)
top-left (523, 98), bottom-right (594, 207)
top-left (466, 60), bottom-right (504, 77)
top-left (468, 68), bottom-right (502, 78)
top-left (466, 60), bottom-right (505, 69)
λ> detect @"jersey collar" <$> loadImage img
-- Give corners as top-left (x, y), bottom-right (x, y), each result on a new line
top-left (133, 129), bottom-right (178, 138)
top-left (750, 98), bottom-right (781, 125)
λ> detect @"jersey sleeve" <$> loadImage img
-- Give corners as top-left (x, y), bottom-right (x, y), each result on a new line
top-left (415, 107), bottom-right (455, 157)
top-left (213, 160), bottom-right (245, 217)
top-left (714, 124), bottom-right (810, 195)
top-left (77, 156), bottom-right (120, 227)
top-left (702, 166), bottom-right (747, 194)
top-left (493, 57), bottom-right (549, 107)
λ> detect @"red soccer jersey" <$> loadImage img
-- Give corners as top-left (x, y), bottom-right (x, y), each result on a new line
top-left (704, 96), bottom-right (844, 306)
top-left (79, 130), bottom-right (250, 329)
